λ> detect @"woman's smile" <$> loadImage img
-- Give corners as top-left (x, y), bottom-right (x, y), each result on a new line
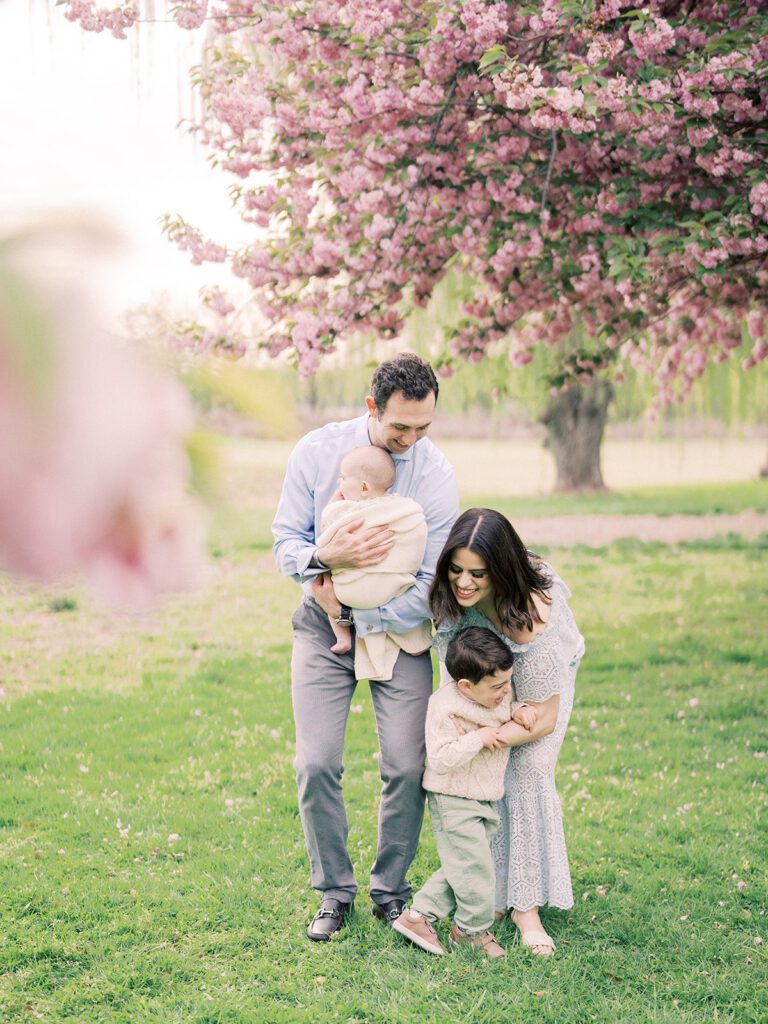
top-left (447, 547), bottom-right (493, 607)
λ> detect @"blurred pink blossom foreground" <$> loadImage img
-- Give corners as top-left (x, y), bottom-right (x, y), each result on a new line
top-left (0, 218), bottom-right (205, 606)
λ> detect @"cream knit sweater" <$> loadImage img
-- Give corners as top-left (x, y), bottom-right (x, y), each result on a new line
top-left (421, 682), bottom-right (524, 802)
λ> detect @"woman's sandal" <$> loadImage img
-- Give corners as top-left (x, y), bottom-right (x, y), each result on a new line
top-left (511, 910), bottom-right (557, 955)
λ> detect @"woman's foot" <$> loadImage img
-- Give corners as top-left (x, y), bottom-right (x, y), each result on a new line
top-left (511, 908), bottom-right (556, 956)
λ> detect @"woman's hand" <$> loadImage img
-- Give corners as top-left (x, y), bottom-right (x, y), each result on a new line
top-left (497, 693), bottom-right (561, 747)
top-left (512, 704), bottom-right (538, 731)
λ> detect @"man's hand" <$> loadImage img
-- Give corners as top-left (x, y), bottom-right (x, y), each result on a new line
top-left (512, 705), bottom-right (538, 731)
top-left (312, 572), bottom-right (342, 619)
top-left (317, 519), bottom-right (394, 569)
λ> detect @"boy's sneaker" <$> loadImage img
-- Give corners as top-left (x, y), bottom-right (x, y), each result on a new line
top-left (449, 923), bottom-right (506, 959)
top-left (392, 909), bottom-right (446, 955)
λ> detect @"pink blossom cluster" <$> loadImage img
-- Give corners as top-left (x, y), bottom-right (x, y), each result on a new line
top-left (0, 223), bottom-right (205, 606)
top-left (63, 0), bottom-right (768, 403)
top-left (164, 284), bottom-right (248, 358)
top-left (63, 0), bottom-right (138, 38)
top-left (172, 0), bottom-right (208, 30)
top-left (750, 182), bottom-right (768, 222)
top-left (627, 16), bottom-right (676, 61)
top-left (161, 215), bottom-right (228, 265)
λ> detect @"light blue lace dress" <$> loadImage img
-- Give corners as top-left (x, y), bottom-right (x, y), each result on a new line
top-left (434, 565), bottom-right (584, 911)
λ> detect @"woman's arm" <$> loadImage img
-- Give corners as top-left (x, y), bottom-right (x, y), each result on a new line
top-left (496, 693), bottom-right (560, 747)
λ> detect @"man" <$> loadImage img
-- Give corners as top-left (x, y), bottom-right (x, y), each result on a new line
top-left (272, 353), bottom-right (459, 941)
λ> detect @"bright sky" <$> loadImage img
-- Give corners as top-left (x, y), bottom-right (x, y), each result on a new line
top-left (0, 0), bottom-right (245, 324)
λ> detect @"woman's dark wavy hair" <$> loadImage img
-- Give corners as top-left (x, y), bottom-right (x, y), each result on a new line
top-left (429, 508), bottom-right (552, 631)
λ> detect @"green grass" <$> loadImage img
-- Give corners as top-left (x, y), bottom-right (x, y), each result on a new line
top-left (1, 501), bottom-right (767, 1022)
top-left (466, 479), bottom-right (768, 518)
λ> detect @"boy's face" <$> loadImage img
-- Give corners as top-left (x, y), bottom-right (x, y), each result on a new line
top-left (458, 666), bottom-right (513, 709)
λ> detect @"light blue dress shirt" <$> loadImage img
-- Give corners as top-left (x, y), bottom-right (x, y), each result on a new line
top-left (272, 414), bottom-right (459, 637)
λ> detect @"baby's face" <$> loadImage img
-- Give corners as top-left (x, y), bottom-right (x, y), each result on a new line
top-left (337, 468), bottom-right (366, 501)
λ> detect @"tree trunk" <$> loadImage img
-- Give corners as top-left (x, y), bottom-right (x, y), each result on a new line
top-left (540, 380), bottom-right (614, 492)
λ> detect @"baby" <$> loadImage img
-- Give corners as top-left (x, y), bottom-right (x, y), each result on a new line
top-left (392, 626), bottom-right (537, 958)
top-left (317, 445), bottom-right (431, 680)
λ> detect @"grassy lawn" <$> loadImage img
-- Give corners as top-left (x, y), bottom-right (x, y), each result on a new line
top-left (1, 455), bottom-right (766, 1023)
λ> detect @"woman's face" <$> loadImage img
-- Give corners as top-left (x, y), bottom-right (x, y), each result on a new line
top-left (447, 547), bottom-right (493, 609)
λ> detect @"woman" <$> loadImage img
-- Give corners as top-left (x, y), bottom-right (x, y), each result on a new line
top-left (430, 508), bottom-right (584, 955)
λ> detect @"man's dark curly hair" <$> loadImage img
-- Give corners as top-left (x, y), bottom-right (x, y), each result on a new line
top-left (369, 352), bottom-right (439, 412)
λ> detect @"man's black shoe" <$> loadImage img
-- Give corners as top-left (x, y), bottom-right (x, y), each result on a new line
top-left (372, 898), bottom-right (406, 923)
top-left (306, 898), bottom-right (354, 942)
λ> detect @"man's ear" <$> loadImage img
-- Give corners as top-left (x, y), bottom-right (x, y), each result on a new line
top-left (365, 395), bottom-right (378, 417)
top-left (456, 678), bottom-right (473, 698)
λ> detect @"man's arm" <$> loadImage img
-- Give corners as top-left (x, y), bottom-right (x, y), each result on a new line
top-left (352, 461), bottom-right (459, 635)
top-left (272, 440), bottom-right (324, 581)
top-left (273, 439), bottom-right (398, 584)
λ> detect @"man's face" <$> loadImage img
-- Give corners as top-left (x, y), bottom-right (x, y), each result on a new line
top-left (366, 391), bottom-right (436, 454)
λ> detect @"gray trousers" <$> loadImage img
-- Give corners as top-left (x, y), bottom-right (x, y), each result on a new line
top-left (291, 598), bottom-right (433, 904)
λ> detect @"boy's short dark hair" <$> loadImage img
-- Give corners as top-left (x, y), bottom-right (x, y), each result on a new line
top-left (369, 353), bottom-right (439, 412)
top-left (445, 626), bottom-right (513, 684)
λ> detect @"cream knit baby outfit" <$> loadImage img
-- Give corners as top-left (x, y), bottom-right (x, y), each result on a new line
top-left (421, 682), bottom-right (525, 802)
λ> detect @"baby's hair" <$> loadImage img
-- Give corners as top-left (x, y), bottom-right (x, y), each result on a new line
top-left (341, 446), bottom-right (396, 493)
top-left (445, 626), bottom-right (513, 684)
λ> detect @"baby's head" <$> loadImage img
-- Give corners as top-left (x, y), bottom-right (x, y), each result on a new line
top-left (445, 626), bottom-right (513, 709)
top-left (338, 446), bottom-right (395, 501)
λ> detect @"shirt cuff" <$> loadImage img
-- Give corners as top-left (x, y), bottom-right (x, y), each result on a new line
top-left (296, 547), bottom-right (326, 578)
top-left (307, 549), bottom-right (328, 571)
top-left (352, 606), bottom-right (383, 636)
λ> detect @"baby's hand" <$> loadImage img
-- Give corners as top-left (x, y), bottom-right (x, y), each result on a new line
top-left (477, 726), bottom-right (502, 751)
top-left (512, 705), bottom-right (538, 731)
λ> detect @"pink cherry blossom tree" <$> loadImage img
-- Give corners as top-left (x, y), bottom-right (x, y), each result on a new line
top-left (62, 0), bottom-right (768, 488)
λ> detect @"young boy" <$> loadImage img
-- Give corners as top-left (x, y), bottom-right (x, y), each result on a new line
top-left (316, 445), bottom-right (432, 680)
top-left (392, 626), bottom-right (537, 958)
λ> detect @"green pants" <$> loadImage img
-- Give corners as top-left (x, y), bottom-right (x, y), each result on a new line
top-left (412, 791), bottom-right (499, 935)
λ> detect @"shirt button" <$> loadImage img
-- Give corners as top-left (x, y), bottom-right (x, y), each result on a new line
top-left (367, 625), bottom-right (374, 632)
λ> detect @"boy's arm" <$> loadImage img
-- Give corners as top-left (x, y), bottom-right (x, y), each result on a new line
top-left (426, 709), bottom-right (489, 773)
top-left (497, 694), bottom-right (560, 746)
